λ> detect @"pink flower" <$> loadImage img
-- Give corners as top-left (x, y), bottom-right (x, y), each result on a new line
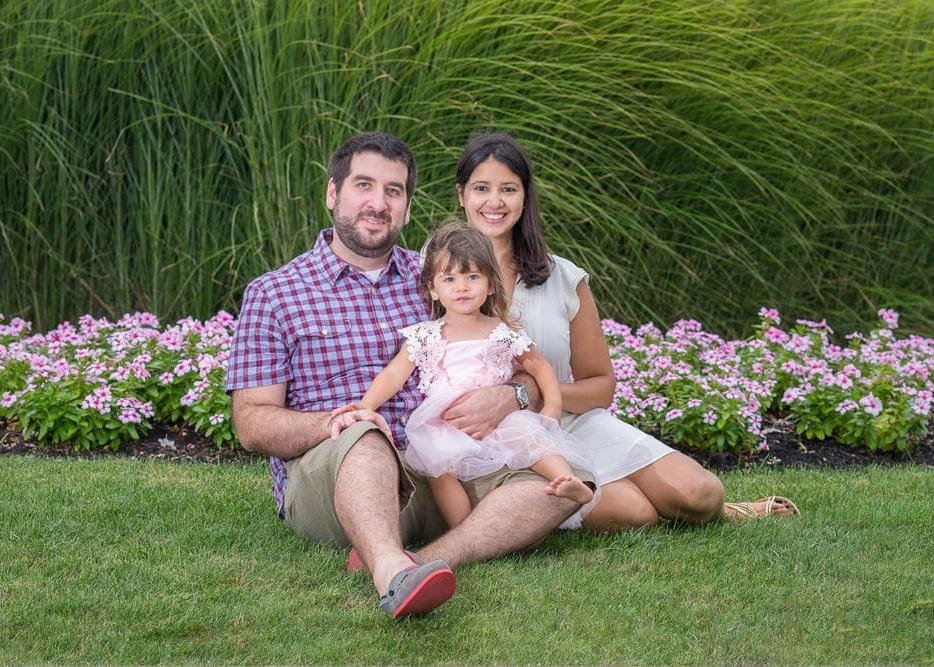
top-left (664, 409), bottom-right (683, 421)
top-left (787, 334), bottom-right (813, 353)
top-left (703, 411), bottom-right (718, 425)
top-left (212, 310), bottom-right (236, 327)
top-left (834, 374), bottom-right (854, 390)
top-left (878, 308), bottom-right (899, 330)
top-left (796, 318), bottom-right (833, 334)
top-left (836, 400), bottom-right (858, 414)
top-left (118, 408), bottom-right (141, 424)
top-left (841, 364), bottom-right (861, 378)
top-left (174, 359), bottom-right (195, 376)
top-left (758, 307), bottom-right (781, 324)
top-left (782, 388), bottom-right (806, 404)
top-left (94, 384), bottom-right (113, 401)
top-left (859, 393), bottom-right (883, 417)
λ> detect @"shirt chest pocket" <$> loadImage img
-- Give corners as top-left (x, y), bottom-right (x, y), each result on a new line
top-left (292, 323), bottom-right (359, 380)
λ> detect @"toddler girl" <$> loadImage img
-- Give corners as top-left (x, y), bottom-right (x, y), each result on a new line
top-left (331, 219), bottom-right (595, 528)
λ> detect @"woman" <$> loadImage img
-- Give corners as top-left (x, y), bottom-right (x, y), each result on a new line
top-left (447, 132), bottom-right (799, 531)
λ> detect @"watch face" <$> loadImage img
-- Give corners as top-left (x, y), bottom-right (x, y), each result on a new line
top-left (516, 384), bottom-right (530, 408)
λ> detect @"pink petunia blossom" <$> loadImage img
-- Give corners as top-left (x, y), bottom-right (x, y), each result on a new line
top-left (878, 308), bottom-right (899, 330)
top-left (858, 393), bottom-right (883, 417)
top-left (664, 409), bottom-right (683, 421)
top-left (757, 307), bottom-right (781, 324)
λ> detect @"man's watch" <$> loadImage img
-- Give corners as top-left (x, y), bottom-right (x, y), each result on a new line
top-left (507, 382), bottom-right (531, 410)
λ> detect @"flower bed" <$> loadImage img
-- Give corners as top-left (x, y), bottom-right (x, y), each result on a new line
top-left (1, 308), bottom-right (931, 455)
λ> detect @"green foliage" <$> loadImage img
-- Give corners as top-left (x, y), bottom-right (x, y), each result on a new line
top-left (603, 308), bottom-right (932, 454)
top-left (1, 0), bottom-right (932, 336)
top-left (0, 312), bottom-right (235, 451)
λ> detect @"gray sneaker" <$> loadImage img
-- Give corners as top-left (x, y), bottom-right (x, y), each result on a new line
top-left (378, 560), bottom-right (456, 618)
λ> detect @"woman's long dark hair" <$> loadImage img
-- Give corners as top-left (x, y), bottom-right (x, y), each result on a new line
top-left (454, 133), bottom-right (553, 287)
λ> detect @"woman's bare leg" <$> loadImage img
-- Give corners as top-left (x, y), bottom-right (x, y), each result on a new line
top-left (626, 452), bottom-right (724, 523)
top-left (583, 477), bottom-right (660, 533)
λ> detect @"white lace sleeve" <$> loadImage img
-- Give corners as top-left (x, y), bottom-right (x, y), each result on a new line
top-left (400, 319), bottom-right (445, 394)
top-left (489, 322), bottom-right (533, 357)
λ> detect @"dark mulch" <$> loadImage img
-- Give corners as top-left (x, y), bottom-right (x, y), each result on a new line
top-left (1, 416), bottom-right (931, 471)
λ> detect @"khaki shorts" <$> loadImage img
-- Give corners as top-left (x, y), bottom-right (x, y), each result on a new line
top-left (283, 421), bottom-right (594, 548)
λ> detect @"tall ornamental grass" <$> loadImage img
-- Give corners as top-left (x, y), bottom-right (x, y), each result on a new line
top-left (1, 0), bottom-right (932, 335)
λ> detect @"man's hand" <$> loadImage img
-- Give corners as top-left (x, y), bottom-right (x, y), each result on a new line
top-left (441, 384), bottom-right (515, 439)
top-left (328, 404), bottom-right (392, 443)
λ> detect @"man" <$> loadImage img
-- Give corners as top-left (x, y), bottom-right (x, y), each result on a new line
top-left (226, 132), bottom-right (588, 619)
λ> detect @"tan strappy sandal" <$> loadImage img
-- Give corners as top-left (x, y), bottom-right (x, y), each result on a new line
top-left (723, 495), bottom-right (800, 520)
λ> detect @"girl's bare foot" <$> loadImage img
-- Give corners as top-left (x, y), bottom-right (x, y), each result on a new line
top-left (544, 475), bottom-right (594, 505)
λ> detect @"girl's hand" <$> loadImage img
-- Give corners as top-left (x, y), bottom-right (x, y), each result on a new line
top-left (540, 408), bottom-right (562, 422)
top-left (327, 406), bottom-right (392, 443)
top-left (330, 402), bottom-right (362, 417)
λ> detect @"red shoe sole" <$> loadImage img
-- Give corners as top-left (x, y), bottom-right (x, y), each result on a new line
top-left (391, 568), bottom-right (457, 618)
top-left (346, 547), bottom-right (365, 572)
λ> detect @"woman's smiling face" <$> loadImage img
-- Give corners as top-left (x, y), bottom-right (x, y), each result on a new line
top-left (457, 156), bottom-right (525, 244)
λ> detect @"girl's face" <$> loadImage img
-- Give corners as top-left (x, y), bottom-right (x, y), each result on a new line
top-left (457, 157), bottom-right (525, 245)
top-left (429, 256), bottom-right (493, 317)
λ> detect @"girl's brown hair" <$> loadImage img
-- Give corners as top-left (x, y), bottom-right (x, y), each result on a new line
top-left (421, 218), bottom-right (516, 326)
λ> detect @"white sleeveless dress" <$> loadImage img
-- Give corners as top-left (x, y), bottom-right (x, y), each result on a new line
top-left (511, 256), bottom-right (674, 485)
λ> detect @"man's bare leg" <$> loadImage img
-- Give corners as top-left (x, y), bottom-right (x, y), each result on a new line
top-left (333, 430), bottom-right (421, 594)
top-left (416, 479), bottom-right (579, 569)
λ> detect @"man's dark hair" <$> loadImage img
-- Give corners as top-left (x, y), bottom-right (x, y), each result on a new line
top-left (327, 132), bottom-right (417, 204)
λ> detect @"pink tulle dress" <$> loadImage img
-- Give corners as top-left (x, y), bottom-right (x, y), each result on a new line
top-left (400, 320), bottom-right (597, 529)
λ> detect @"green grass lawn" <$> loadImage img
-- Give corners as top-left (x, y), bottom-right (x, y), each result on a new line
top-left (1, 456), bottom-right (931, 665)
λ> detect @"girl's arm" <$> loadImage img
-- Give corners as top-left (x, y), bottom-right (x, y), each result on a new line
top-left (561, 281), bottom-right (616, 413)
top-left (329, 346), bottom-right (416, 439)
top-left (360, 345), bottom-right (417, 410)
top-left (515, 347), bottom-right (563, 421)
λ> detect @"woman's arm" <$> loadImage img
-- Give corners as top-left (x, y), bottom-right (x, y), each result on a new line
top-left (560, 280), bottom-right (616, 413)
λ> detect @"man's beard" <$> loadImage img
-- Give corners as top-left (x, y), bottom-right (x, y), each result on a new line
top-left (332, 206), bottom-right (400, 258)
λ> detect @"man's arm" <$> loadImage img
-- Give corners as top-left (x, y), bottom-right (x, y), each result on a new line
top-left (439, 370), bottom-right (542, 439)
top-left (231, 383), bottom-right (334, 458)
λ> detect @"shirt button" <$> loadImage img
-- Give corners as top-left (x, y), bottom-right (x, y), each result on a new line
top-left (380, 322), bottom-right (388, 329)
top-left (320, 328), bottom-right (328, 335)
top-left (400, 415), bottom-right (407, 425)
